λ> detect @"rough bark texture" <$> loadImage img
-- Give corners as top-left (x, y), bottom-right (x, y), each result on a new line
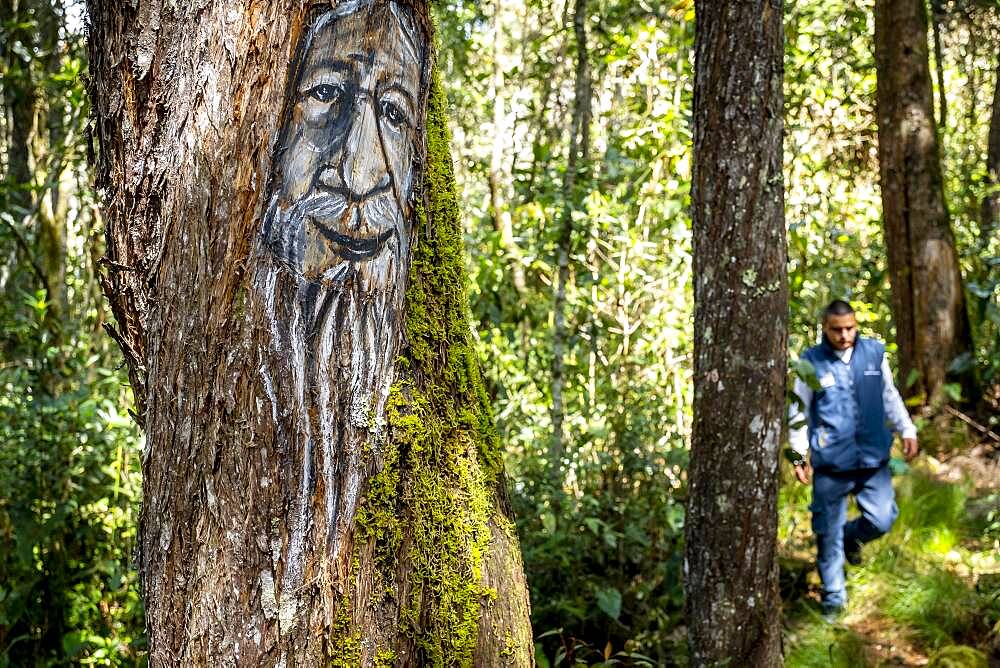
top-left (686, 1), bottom-right (785, 666)
top-left (874, 0), bottom-right (976, 405)
top-left (86, 1), bottom-right (533, 665)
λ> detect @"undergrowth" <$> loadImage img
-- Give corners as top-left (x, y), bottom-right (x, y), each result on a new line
top-left (781, 461), bottom-right (999, 666)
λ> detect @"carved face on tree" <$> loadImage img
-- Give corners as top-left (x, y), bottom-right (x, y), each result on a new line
top-left (253, 1), bottom-right (429, 578)
top-left (263, 1), bottom-right (426, 286)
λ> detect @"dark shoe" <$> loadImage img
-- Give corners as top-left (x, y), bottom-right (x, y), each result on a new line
top-left (844, 538), bottom-right (862, 566)
top-left (821, 604), bottom-right (845, 624)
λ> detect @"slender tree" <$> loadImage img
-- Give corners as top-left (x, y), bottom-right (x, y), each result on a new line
top-left (874, 0), bottom-right (977, 405)
top-left (1, 0), bottom-right (68, 331)
top-left (686, 1), bottom-right (785, 666)
top-left (550, 0), bottom-right (591, 477)
top-left (930, 0), bottom-right (947, 128)
top-left (86, 1), bottom-right (533, 664)
top-left (982, 58), bottom-right (1000, 237)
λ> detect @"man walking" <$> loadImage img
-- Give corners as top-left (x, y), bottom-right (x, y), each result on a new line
top-left (789, 300), bottom-right (919, 617)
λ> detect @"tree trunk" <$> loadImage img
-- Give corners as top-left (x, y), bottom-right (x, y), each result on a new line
top-left (686, 1), bottom-right (785, 666)
top-left (982, 59), bottom-right (1000, 237)
top-left (487, 0), bottom-right (526, 297)
top-left (874, 0), bottom-right (977, 405)
top-left (1, 0), bottom-right (68, 351)
top-left (550, 0), bottom-right (591, 477)
top-left (86, 1), bottom-right (533, 665)
top-left (930, 0), bottom-right (947, 128)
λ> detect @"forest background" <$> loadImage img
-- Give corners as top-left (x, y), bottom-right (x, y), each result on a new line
top-left (1, 0), bottom-right (998, 665)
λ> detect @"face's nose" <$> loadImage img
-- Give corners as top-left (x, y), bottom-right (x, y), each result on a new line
top-left (320, 97), bottom-right (390, 199)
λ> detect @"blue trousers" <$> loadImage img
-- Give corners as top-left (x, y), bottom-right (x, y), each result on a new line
top-left (810, 465), bottom-right (898, 609)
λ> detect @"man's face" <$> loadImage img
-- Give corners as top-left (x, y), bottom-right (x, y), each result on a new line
top-left (268, 3), bottom-right (424, 280)
top-left (823, 313), bottom-right (858, 350)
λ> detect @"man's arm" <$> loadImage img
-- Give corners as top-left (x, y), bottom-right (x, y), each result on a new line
top-left (881, 357), bottom-right (919, 459)
top-left (788, 376), bottom-right (811, 458)
top-left (789, 376), bottom-right (812, 483)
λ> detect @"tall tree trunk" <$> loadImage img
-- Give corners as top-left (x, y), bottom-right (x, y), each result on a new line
top-left (982, 59), bottom-right (1000, 237)
top-left (1, 0), bottom-right (67, 353)
top-left (34, 0), bottom-right (69, 331)
top-left (930, 0), bottom-right (947, 128)
top-left (1, 0), bottom-right (42, 306)
top-left (86, 1), bottom-right (533, 665)
top-left (686, 1), bottom-right (785, 666)
top-left (874, 0), bottom-right (977, 405)
top-left (550, 0), bottom-right (591, 477)
top-left (487, 0), bottom-right (526, 297)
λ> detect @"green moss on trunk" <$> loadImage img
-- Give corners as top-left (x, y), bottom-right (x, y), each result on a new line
top-left (350, 69), bottom-right (514, 665)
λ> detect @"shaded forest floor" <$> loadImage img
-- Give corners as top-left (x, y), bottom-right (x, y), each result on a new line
top-left (779, 425), bottom-right (1000, 667)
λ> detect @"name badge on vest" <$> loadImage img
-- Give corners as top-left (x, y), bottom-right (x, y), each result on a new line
top-left (864, 363), bottom-right (881, 376)
top-left (819, 373), bottom-right (836, 388)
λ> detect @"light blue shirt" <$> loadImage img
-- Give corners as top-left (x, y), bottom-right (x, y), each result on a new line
top-left (789, 345), bottom-right (916, 458)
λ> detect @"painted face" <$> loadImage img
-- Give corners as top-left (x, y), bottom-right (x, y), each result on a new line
top-left (823, 312), bottom-right (858, 350)
top-left (265, 2), bottom-right (424, 281)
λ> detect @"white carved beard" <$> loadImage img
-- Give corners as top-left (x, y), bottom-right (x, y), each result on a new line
top-left (254, 192), bottom-right (408, 628)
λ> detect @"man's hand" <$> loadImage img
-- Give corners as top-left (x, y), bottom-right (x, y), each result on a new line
top-left (793, 462), bottom-right (812, 485)
top-left (902, 437), bottom-right (919, 462)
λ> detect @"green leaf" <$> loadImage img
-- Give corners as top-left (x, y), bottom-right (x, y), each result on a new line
top-left (888, 456), bottom-right (909, 477)
top-left (942, 383), bottom-right (963, 403)
top-left (540, 512), bottom-right (556, 534)
top-left (595, 586), bottom-right (622, 621)
top-left (792, 358), bottom-right (821, 391)
top-left (905, 368), bottom-right (920, 389)
top-left (534, 644), bottom-right (552, 668)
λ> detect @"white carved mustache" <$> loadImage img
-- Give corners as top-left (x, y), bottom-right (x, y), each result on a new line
top-left (268, 190), bottom-right (401, 265)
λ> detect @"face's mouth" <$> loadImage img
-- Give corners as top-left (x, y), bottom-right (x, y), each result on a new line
top-left (309, 218), bottom-right (395, 261)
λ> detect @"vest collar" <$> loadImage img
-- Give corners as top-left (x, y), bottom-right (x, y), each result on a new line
top-left (820, 334), bottom-right (861, 361)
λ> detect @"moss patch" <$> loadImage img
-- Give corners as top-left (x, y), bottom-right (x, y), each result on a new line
top-left (351, 68), bottom-right (511, 665)
top-left (387, 68), bottom-right (504, 665)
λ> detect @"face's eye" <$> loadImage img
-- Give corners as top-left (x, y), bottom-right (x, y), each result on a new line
top-left (305, 83), bottom-right (343, 104)
top-left (380, 100), bottom-right (409, 130)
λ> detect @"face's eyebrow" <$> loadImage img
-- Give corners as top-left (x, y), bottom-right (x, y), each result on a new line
top-left (299, 58), bottom-right (355, 85)
top-left (348, 51), bottom-right (375, 67)
top-left (380, 83), bottom-right (416, 113)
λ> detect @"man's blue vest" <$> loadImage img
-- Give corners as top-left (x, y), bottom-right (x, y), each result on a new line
top-left (801, 336), bottom-right (893, 472)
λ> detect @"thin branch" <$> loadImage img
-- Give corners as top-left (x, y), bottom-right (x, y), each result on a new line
top-left (943, 405), bottom-right (1000, 444)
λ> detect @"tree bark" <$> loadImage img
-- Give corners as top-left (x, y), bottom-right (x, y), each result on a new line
top-left (686, 1), bottom-right (785, 666)
top-left (874, 0), bottom-right (977, 405)
top-left (86, 1), bottom-right (533, 665)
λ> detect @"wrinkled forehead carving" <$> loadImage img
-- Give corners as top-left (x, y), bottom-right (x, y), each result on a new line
top-left (304, 0), bottom-right (425, 66)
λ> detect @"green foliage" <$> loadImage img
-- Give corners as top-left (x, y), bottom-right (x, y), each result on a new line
top-left (436, 0), bottom-right (694, 660)
top-left (783, 613), bottom-right (870, 668)
top-left (1, 4), bottom-right (146, 664)
top-left (440, 0), bottom-right (999, 661)
top-left (784, 0), bottom-right (896, 354)
top-left (782, 468), bottom-right (1000, 662)
top-left (0, 294), bottom-right (144, 666)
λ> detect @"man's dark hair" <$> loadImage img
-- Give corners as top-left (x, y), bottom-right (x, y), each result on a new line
top-left (822, 299), bottom-right (855, 321)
